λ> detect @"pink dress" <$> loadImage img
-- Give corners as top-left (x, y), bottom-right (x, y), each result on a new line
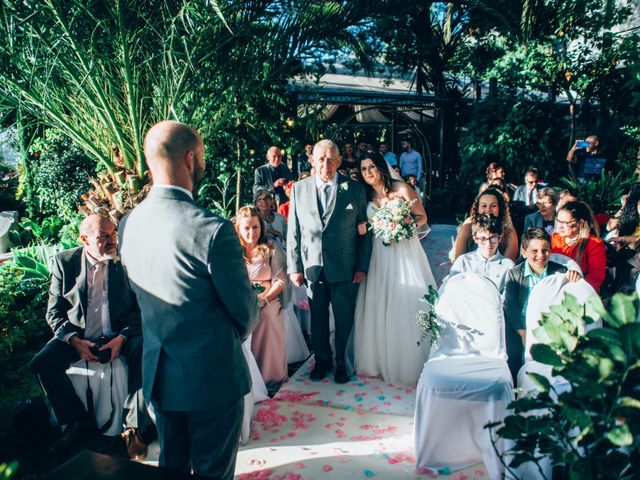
top-left (246, 246), bottom-right (288, 385)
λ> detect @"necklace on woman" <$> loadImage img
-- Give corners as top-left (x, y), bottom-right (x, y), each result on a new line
top-left (565, 236), bottom-right (579, 246)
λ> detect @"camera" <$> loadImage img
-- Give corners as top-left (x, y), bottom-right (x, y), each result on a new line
top-left (90, 336), bottom-right (112, 364)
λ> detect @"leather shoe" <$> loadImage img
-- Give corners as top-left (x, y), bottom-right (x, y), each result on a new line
top-left (51, 419), bottom-right (93, 451)
top-left (310, 361), bottom-right (332, 381)
top-left (334, 365), bottom-right (351, 384)
top-left (122, 427), bottom-right (148, 460)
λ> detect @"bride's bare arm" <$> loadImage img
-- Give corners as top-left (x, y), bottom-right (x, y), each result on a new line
top-left (395, 183), bottom-right (427, 226)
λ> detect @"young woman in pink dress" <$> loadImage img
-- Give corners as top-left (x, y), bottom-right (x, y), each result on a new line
top-left (235, 206), bottom-right (288, 389)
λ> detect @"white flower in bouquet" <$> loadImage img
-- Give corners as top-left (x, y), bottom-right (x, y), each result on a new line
top-left (416, 285), bottom-right (442, 347)
top-left (369, 198), bottom-right (417, 246)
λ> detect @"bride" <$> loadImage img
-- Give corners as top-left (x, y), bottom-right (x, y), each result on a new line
top-left (353, 150), bottom-right (436, 386)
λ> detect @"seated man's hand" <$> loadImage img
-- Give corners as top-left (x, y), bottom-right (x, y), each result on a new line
top-left (70, 336), bottom-right (98, 362)
top-left (566, 270), bottom-right (582, 283)
top-left (101, 336), bottom-right (125, 362)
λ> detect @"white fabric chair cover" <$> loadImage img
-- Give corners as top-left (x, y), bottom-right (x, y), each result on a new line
top-left (415, 273), bottom-right (514, 479)
top-left (283, 304), bottom-right (310, 364)
top-left (516, 275), bottom-right (600, 480)
top-left (241, 336), bottom-right (268, 445)
top-left (636, 276), bottom-right (640, 322)
top-left (67, 357), bottom-right (128, 437)
top-left (549, 253), bottom-right (583, 276)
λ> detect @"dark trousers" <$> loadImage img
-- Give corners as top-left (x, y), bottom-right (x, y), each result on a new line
top-left (154, 398), bottom-right (243, 480)
top-left (309, 270), bottom-right (357, 367)
top-left (31, 336), bottom-right (152, 433)
top-left (505, 324), bottom-right (524, 387)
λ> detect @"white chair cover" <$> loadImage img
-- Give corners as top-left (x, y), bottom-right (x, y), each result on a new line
top-left (241, 336), bottom-right (268, 445)
top-left (636, 276), bottom-right (640, 323)
top-left (516, 275), bottom-right (600, 480)
top-left (283, 304), bottom-right (310, 364)
top-left (415, 273), bottom-right (514, 479)
top-left (549, 253), bottom-right (583, 276)
top-left (67, 357), bottom-right (128, 437)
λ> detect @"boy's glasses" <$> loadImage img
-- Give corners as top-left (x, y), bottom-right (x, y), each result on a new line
top-left (475, 235), bottom-right (500, 245)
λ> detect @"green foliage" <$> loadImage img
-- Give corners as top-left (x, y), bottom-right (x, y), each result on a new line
top-left (26, 129), bottom-right (94, 222)
top-left (559, 170), bottom-right (635, 214)
top-left (459, 94), bottom-right (566, 184)
top-left (489, 292), bottom-right (640, 479)
top-left (197, 171), bottom-right (237, 219)
top-left (0, 461), bottom-right (18, 480)
top-left (0, 263), bottom-right (48, 362)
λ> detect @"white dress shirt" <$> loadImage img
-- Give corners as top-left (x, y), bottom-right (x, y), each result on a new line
top-left (315, 174), bottom-right (338, 213)
top-left (449, 249), bottom-right (515, 293)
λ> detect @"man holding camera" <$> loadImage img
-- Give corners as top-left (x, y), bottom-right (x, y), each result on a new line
top-left (31, 215), bottom-right (153, 459)
top-left (566, 134), bottom-right (606, 181)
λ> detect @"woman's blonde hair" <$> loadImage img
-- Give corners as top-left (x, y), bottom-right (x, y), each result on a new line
top-left (235, 205), bottom-right (271, 261)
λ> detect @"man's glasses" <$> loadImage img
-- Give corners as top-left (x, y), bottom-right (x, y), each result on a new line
top-left (475, 235), bottom-right (500, 245)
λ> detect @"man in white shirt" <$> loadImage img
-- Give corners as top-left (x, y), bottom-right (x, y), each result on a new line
top-left (31, 215), bottom-right (152, 458)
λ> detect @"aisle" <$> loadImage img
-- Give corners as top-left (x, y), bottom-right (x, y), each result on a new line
top-left (235, 358), bottom-right (487, 479)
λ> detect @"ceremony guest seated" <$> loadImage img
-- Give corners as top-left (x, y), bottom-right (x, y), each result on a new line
top-left (340, 142), bottom-right (358, 176)
top-left (255, 189), bottom-right (287, 247)
top-left (511, 167), bottom-right (540, 234)
top-left (524, 187), bottom-right (557, 236)
top-left (504, 228), bottom-right (581, 384)
top-left (478, 162), bottom-right (515, 197)
top-left (31, 215), bottom-right (154, 458)
top-left (236, 206), bottom-right (288, 391)
top-left (552, 201), bottom-right (606, 293)
top-left (453, 188), bottom-right (519, 261)
top-left (450, 214), bottom-right (515, 292)
top-left (253, 146), bottom-right (293, 205)
top-left (556, 188), bottom-right (578, 211)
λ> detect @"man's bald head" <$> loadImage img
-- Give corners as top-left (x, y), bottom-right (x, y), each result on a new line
top-left (144, 121), bottom-right (203, 169)
top-left (143, 121), bottom-right (205, 191)
top-left (266, 146), bottom-right (283, 167)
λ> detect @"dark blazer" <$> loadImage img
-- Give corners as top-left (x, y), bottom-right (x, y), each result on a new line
top-left (253, 163), bottom-right (293, 201)
top-left (46, 247), bottom-right (141, 341)
top-left (119, 188), bottom-right (259, 411)
top-left (503, 261), bottom-right (567, 331)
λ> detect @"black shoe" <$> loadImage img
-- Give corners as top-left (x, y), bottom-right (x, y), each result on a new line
top-left (51, 419), bottom-right (93, 451)
top-left (310, 361), bottom-right (331, 381)
top-left (334, 365), bottom-right (351, 384)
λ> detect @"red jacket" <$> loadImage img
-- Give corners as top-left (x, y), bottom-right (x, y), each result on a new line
top-left (551, 234), bottom-right (606, 293)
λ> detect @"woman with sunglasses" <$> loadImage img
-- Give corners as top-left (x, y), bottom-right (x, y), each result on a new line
top-left (551, 201), bottom-right (606, 292)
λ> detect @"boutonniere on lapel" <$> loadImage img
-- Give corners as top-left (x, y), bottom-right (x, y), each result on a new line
top-left (108, 255), bottom-right (121, 264)
top-left (339, 182), bottom-right (349, 192)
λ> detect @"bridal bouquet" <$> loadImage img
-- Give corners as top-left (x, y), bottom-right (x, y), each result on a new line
top-left (416, 286), bottom-right (442, 347)
top-left (369, 198), bottom-right (416, 246)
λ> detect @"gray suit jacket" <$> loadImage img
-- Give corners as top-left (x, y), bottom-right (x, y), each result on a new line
top-left (46, 247), bottom-right (141, 341)
top-left (503, 261), bottom-right (567, 331)
top-left (119, 188), bottom-right (259, 411)
top-left (287, 174), bottom-right (372, 283)
top-left (253, 163), bottom-right (292, 202)
top-left (524, 211), bottom-right (544, 230)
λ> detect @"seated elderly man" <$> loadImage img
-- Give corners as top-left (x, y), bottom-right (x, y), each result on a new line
top-left (31, 215), bottom-right (154, 458)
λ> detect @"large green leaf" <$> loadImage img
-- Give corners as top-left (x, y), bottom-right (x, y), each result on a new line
top-left (530, 343), bottom-right (563, 366)
top-left (527, 372), bottom-right (552, 393)
top-left (608, 293), bottom-right (637, 327)
top-left (606, 424), bottom-right (633, 446)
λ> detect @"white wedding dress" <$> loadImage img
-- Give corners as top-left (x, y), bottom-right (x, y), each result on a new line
top-left (353, 202), bottom-right (437, 386)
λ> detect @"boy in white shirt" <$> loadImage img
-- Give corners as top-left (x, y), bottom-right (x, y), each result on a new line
top-left (449, 213), bottom-right (515, 292)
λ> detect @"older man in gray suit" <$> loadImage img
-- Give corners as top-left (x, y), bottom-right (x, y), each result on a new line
top-left (119, 121), bottom-right (258, 479)
top-left (287, 139), bottom-right (372, 384)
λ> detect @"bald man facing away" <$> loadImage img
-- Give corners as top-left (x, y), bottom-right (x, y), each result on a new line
top-left (31, 214), bottom-right (152, 458)
top-left (118, 121), bottom-right (259, 479)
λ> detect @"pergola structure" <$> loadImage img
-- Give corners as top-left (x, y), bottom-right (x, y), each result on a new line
top-left (288, 66), bottom-right (477, 196)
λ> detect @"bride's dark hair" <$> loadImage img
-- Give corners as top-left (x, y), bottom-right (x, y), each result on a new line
top-left (357, 150), bottom-right (395, 200)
